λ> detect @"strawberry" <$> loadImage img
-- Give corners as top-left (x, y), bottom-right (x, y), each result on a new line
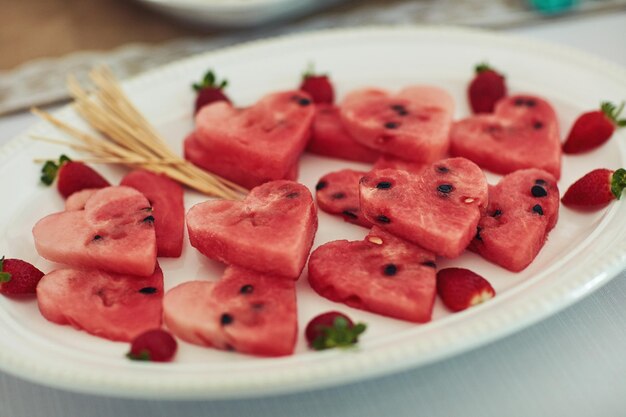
top-left (192, 70), bottom-right (230, 114)
top-left (0, 256), bottom-right (45, 296)
top-left (437, 268), bottom-right (495, 312)
top-left (41, 155), bottom-right (110, 198)
top-left (127, 329), bottom-right (178, 362)
top-left (299, 65), bottom-right (334, 104)
top-left (561, 168), bottom-right (626, 209)
top-left (563, 102), bottom-right (626, 154)
top-left (468, 63), bottom-right (507, 114)
top-left (305, 311), bottom-right (366, 351)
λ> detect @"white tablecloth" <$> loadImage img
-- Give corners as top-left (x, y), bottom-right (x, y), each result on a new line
top-left (1, 12), bottom-right (625, 417)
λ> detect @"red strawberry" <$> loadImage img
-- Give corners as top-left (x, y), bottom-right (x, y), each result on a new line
top-left (193, 70), bottom-right (230, 114)
top-left (563, 102), bottom-right (626, 154)
top-left (0, 256), bottom-right (45, 296)
top-left (40, 155), bottom-right (110, 198)
top-left (127, 329), bottom-right (177, 362)
top-left (299, 65), bottom-right (334, 104)
top-left (437, 268), bottom-right (495, 312)
top-left (561, 168), bottom-right (626, 209)
top-left (468, 63), bottom-right (507, 114)
top-left (305, 311), bottom-right (366, 351)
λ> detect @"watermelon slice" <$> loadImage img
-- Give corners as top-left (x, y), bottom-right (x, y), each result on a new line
top-left (450, 94), bottom-right (562, 179)
top-left (373, 155), bottom-right (427, 175)
top-left (315, 169), bottom-right (372, 228)
top-left (340, 86), bottom-right (454, 162)
top-left (360, 158), bottom-right (488, 258)
top-left (120, 170), bottom-right (185, 258)
top-left (65, 189), bottom-right (98, 211)
top-left (308, 227), bottom-right (437, 322)
top-left (187, 180), bottom-right (317, 279)
top-left (163, 266), bottom-right (297, 356)
top-left (307, 104), bottom-right (379, 163)
top-left (469, 169), bottom-right (560, 271)
top-left (37, 264), bottom-right (164, 342)
top-left (186, 90), bottom-right (315, 189)
top-left (33, 186), bottom-right (157, 277)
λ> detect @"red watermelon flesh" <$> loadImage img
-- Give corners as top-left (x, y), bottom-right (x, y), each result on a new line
top-left (65, 189), bottom-right (98, 211)
top-left (315, 169), bottom-right (372, 228)
top-left (187, 180), bottom-right (317, 279)
top-left (373, 155), bottom-right (428, 175)
top-left (163, 266), bottom-right (297, 356)
top-left (308, 227), bottom-right (437, 322)
top-left (37, 264), bottom-right (163, 342)
top-left (340, 86), bottom-right (454, 162)
top-left (189, 90), bottom-right (314, 188)
top-left (469, 169), bottom-right (559, 272)
top-left (307, 104), bottom-right (379, 163)
top-left (33, 186), bottom-right (157, 277)
top-left (120, 169), bottom-right (185, 258)
top-left (450, 94), bottom-right (561, 179)
top-left (360, 158), bottom-right (488, 258)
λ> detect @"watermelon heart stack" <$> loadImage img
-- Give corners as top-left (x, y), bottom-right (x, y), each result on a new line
top-left (360, 158), bottom-right (488, 258)
top-left (37, 265), bottom-right (164, 342)
top-left (185, 90), bottom-right (315, 189)
top-left (187, 180), bottom-right (318, 279)
top-left (450, 94), bottom-right (562, 179)
top-left (308, 227), bottom-right (437, 322)
top-left (315, 169), bottom-right (372, 228)
top-left (33, 186), bottom-right (157, 277)
top-left (470, 169), bottom-right (560, 271)
top-left (164, 266), bottom-right (297, 356)
top-left (340, 86), bottom-right (454, 162)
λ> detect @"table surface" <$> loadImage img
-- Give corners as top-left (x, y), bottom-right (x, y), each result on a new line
top-left (1, 12), bottom-right (626, 417)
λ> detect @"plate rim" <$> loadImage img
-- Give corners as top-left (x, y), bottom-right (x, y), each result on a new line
top-left (1, 25), bottom-right (625, 399)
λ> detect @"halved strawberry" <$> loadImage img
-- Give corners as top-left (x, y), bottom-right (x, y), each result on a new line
top-left (305, 311), bottom-right (366, 350)
top-left (437, 268), bottom-right (495, 312)
top-left (468, 63), bottom-right (507, 114)
top-left (127, 329), bottom-right (177, 362)
top-left (0, 256), bottom-right (45, 296)
top-left (561, 168), bottom-right (626, 209)
top-left (40, 155), bottom-right (110, 199)
top-left (193, 70), bottom-right (230, 114)
top-left (299, 64), bottom-right (334, 104)
top-left (563, 102), bottom-right (626, 154)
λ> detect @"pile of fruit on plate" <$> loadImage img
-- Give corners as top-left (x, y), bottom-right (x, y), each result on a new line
top-left (1, 63), bottom-right (624, 363)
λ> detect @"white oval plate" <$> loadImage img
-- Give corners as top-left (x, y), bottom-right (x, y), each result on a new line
top-left (1, 27), bottom-right (625, 400)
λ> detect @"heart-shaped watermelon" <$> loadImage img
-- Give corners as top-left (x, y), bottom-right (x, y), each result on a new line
top-left (187, 180), bottom-right (317, 279)
top-left (186, 90), bottom-right (315, 189)
top-left (450, 94), bottom-right (562, 179)
top-left (340, 86), bottom-right (454, 162)
top-left (315, 169), bottom-right (372, 228)
top-left (308, 227), bottom-right (437, 322)
top-left (469, 168), bottom-right (560, 272)
top-left (33, 186), bottom-right (157, 277)
top-left (307, 104), bottom-right (380, 163)
top-left (121, 170), bottom-right (185, 258)
top-left (360, 158), bottom-right (488, 258)
top-left (163, 266), bottom-right (297, 356)
top-left (37, 264), bottom-right (164, 342)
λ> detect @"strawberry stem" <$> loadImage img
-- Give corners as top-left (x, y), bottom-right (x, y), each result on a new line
top-left (126, 350), bottom-right (151, 361)
top-left (192, 70), bottom-right (228, 92)
top-left (611, 168), bottom-right (626, 200)
top-left (475, 62), bottom-right (493, 74)
top-left (40, 155), bottom-right (71, 186)
top-left (0, 257), bottom-right (10, 283)
top-left (600, 101), bottom-right (626, 127)
top-left (311, 317), bottom-right (367, 351)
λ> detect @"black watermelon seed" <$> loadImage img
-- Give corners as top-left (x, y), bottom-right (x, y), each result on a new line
top-left (532, 204), bottom-right (544, 215)
top-left (143, 215), bottom-right (155, 224)
top-left (240, 285), bottom-right (254, 294)
top-left (391, 104), bottom-right (408, 116)
top-left (514, 98), bottom-right (525, 106)
top-left (331, 192), bottom-right (346, 200)
top-left (383, 264), bottom-right (397, 276)
top-left (315, 181), bottom-right (328, 191)
top-left (491, 209), bottom-right (502, 218)
top-left (535, 179), bottom-right (546, 185)
top-left (220, 313), bottom-right (234, 325)
top-left (286, 192), bottom-right (299, 199)
top-left (384, 121), bottom-right (399, 129)
top-left (376, 181), bottom-right (393, 189)
top-left (376, 215), bottom-right (391, 224)
top-left (531, 185), bottom-right (548, 197)
top-left (422, 261), bottom-right (437, 268)
top-left (342, 210), bottom-right (358, 219)
top-left (533, 121), bottom-right (544, 130)
top-left (436, 166), bottom-right (449, 173)
top-left (525, 99), bottom-right (536, 107)
top-left (139, 287), bottom-right (157, 294)
top-left (298, 98), bottom-right (311, 106)
top-left (93, 235), bottom-right (102, 241)
top-left (437, 184), bottom-right (454, 194)
top-left (475, 226), bottom-right (483, 241)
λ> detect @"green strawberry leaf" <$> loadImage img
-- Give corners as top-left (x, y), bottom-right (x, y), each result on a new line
top-left (0, 257), bottom-right (10, 283)
top-left (40, 155), bottom-right (72, 186)
top-left (311, 317), bottom-right (367, 351)
top-left (475, 62), bottom-right (492, 73)
top-left (611, 168), bottom-right (626, 200)
top-left (192, 70), bottom-right (228, 92)
top-left (601, 101), bottom-right (625, 126)
top-left (302, 62), bottom-right (327, 80)
top-left (126, 349), bottom-right (151, 361)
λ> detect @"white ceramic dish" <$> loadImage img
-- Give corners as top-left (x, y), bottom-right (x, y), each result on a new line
top-left (134, 0), bottom-right (346, 27)
top-left (0, 27), bottom-right (625, 399)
